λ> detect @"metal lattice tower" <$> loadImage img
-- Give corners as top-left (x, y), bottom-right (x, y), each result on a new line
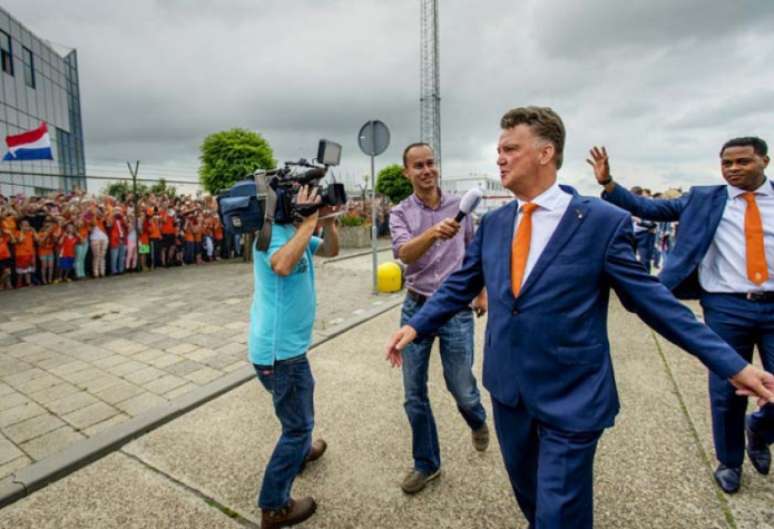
top-left (420, 0), bottom-right (441, 176)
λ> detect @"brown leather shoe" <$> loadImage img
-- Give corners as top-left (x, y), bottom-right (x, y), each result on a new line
top-left (401, 468), bottom-right (441, 494)
top-left (261, 497), bottom-right (317, 529)
top-left (305, 439), bottom-right (327, 464)
top-left (472, 423), bottom-right (489, 452)
top-left (298, 439), bottom-right (327, 475)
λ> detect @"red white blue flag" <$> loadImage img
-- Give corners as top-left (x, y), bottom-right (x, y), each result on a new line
top-left (3, 122), bottom-right (54, 161)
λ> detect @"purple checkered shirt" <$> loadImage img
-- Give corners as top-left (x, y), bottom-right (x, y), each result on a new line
top-left (389, 190), bottom-right (474, 297)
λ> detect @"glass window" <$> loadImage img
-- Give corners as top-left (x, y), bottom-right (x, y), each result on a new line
top-left (0, 30), bottom-right (12, 76)
top-left (23, 47), bottom-right (34, 88)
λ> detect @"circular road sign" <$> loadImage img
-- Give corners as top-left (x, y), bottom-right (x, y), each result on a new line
top-left (358, 120), bottom-right (390, 157)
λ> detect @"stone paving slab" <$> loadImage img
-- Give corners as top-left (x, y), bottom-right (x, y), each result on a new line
top-left (0, 251), bottom-right (397, 481)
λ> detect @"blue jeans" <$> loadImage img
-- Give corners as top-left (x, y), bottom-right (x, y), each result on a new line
top-left (117, 244), bottom-right (126, 274)
top-left (701, 293), bottom-right (774, 467)
top-left (110, 247), bottom-right (120, 275)
top-left (400, 295), bottom-right (486, 474)
top-left (253, 354), bottom-right (315, 510)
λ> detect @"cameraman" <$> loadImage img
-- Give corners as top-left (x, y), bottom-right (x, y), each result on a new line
top-left (249, 185), bottom-right (338, 529)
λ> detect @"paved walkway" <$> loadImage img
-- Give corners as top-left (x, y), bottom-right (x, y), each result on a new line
top-left (0, 298), bottom-right (772, 528)
top-left (0, 248), bottom-right (396, 480)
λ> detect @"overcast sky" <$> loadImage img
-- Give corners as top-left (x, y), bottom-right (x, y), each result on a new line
top-left (6, 0), bottom-right (774, 194)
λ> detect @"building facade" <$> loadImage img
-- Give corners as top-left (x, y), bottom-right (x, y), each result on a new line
top-left (441, 174), bottom-right (511, 215)
top-left (0, 7), bottom-right (85, 196)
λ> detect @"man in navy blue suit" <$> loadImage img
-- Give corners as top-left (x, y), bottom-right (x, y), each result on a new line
top-left (589, 138), bottom-right (774, 494)
top-left (385, 107), bottom-right (774, 529)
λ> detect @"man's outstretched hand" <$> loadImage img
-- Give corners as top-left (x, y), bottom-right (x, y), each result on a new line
top-left (730, 365), bottom-right (774, 407)
top-left (385, 325), bottom-right (418, 368)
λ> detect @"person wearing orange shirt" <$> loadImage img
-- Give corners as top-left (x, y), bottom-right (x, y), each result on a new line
top-left (74, 217), bottom-right (90, 279)
top-left (193, 214), bottom-right (204, 265)
top-left (14, 219), bottom-right (38, 288)
top-left (183, 215), bottom-right (195, 265)
top-left (159, 202), bottom-right (177, 267)
top-left (138, 211), bottom-right (151, 271)
top-left (107, 211), bottom-right (127, 275)
top-left (0, 226), bottom-right (14, 289)
top-left (58, 223), bottom-right (81, 282)
top-left (147, 209), bottom-right (162, 269)
top-left (37, 221), bottom-right (56, 285)
top-left (213, 214), bottom-right (224, 260)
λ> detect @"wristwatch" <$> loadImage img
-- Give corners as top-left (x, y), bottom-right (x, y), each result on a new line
top-left (599, 175), bottom-right (613, 186)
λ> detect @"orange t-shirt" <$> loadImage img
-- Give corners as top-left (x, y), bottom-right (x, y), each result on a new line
top-left (160, 211), bottom-right (176, 235)
top-left (79, 225), bottom-right (90, 240)
top-left (109, 221), bottom-right (124, 248)
top-left (0, 233), bottom-right (11, 260)
top-left (1, 216), bottom-right (16, 232)
top-left (38, 231), bottom-right (55, 256)
top-left (60, 235), bottom-right (78, 258)
top-left (213, 220), bottom-right (224, 241)
top-left (14, 230), bottom-right (36, 257)
top-left (147, 218), bottom-right (161, 240)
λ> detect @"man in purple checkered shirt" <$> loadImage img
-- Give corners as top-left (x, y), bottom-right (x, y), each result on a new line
top-left (388, 142), bottom-right (489, 495)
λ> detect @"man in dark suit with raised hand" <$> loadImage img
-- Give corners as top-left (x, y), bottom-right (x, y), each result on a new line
top-left (385, 107), bottom-right (774, 529)
top-left (589, 138), bottom-right (774, 494)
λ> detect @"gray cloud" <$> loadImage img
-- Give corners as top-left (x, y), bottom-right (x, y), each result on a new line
top-left (5, 0), bottom-right (774, 193)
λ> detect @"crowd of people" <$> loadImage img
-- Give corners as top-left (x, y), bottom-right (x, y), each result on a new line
top-left (628, 186), bottom-right (681, 273)
top-left (0, 189), bottom-right (242, 290)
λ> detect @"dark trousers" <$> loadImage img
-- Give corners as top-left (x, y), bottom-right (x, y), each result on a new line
top-left (701, 293), bottom-right (774, 467)
top-left (634, 231), bottom-right (655, 273)
top-left (253, 355), bottom-right (314, 510)
top-left (492, 397), bottom-right (602, 529)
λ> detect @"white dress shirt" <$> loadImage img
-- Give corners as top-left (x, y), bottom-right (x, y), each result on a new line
top-left (513, 181), bottom-right (572, 290)
top-left (699, 179), bottom-right (774, 293)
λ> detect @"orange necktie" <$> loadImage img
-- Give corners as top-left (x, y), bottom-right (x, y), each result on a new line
top-left (511, 202), bottom-right (539, 297)
top-left (742, 192), bottom-right (768, 285)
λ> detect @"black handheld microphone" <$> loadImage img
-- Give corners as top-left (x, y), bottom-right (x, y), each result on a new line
top-left (454, 187), bottom-right (483, 222)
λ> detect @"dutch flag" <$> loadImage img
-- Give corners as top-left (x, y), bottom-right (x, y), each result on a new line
top-left (2, 122), bottom-right (54, 161)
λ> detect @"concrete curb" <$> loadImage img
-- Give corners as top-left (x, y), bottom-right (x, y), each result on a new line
top-left (320, 246), bottom-right (391, 264)
top-left (0, 296), bottom-right (404, 509)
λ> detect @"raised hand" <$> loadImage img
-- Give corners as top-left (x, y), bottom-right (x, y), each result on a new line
top-left (586, 146), bottom-right (611, 185)
top-left (730, 365), bottom-right (774, 407)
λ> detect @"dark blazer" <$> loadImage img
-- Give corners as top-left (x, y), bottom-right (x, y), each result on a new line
top-left (408, 186), bottom-right (747, 432)
top-left (602, 181), bottom-right (774, 299)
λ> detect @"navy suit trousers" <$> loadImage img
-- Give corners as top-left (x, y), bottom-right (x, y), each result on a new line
top-left (701, 293), bottom-right (774, 467)
top-left (492, 398), bottom-right (602, 529)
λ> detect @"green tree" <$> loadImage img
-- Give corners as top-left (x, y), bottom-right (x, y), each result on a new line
top-left (105, 180), bottom-right (148, 201)
top-left (376, 164), bottom-right (412, 204)
top-left (198, 128), bottom-right (276, 195)
top-left (150, 178), bottom-right (176, 198)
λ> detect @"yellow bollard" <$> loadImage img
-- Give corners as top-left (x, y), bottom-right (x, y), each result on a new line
top-left (377, 261), bottom-right (403, 293)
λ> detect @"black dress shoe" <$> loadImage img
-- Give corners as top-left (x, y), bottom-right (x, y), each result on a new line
top-left (714, 464), bottom-right (741, 494)
top-left (746, 417), bottom-right (771, 475)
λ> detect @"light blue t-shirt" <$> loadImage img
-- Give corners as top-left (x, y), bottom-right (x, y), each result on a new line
top-left (248, 224), bottom-right (322, 366)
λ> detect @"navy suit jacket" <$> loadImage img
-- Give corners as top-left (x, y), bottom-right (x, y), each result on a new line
top-left (602, 181), bottom-right (773, 299)
top-left (408, 186), bottom-right (747, 432)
